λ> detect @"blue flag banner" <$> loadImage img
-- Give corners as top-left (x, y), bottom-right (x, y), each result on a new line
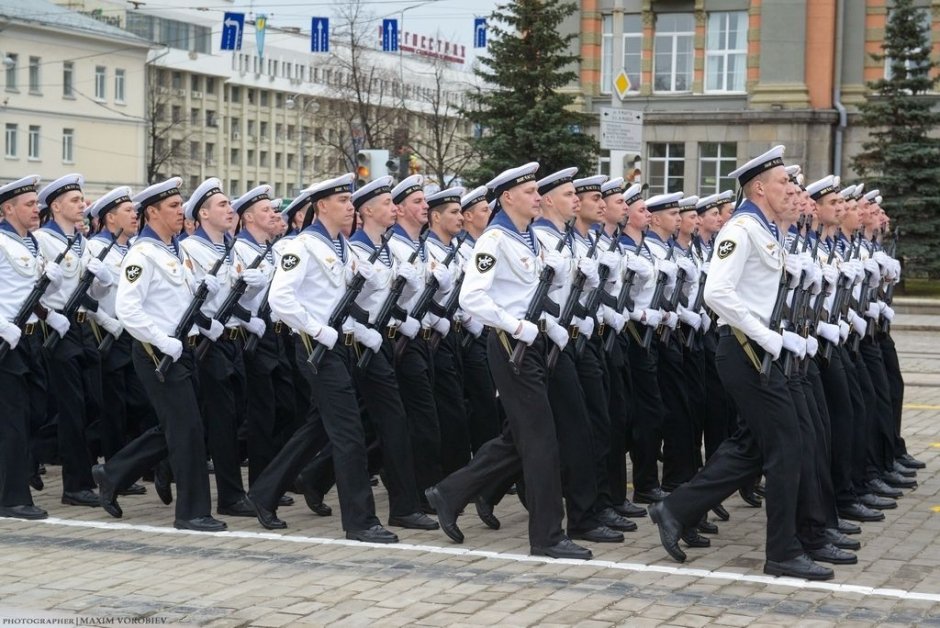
top-left (311, 17), bottom-right (329, 53)
top-left (220, 12), bottom-right (245, 51)
top-left (382, 18), bottom-right (398, 52)
top-left (474, 17), bottom-right (487, 49)
top-left (255, 14), bottom-right (267, 60)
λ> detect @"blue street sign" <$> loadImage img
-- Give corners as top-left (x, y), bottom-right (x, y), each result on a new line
top-left (382, 18), bottom-right (399, 52)
top-left (474, 17), bottom-right (487, 49)
top-left (220, 12), bottom-right (244, 51)
top-left (310, 17), bottom-right (329, 53)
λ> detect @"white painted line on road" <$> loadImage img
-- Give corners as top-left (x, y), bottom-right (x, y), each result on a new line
top-left (14, 516), bottom-right (940, 604)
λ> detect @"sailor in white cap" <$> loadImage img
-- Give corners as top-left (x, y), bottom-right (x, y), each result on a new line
top-left (425, 162), bottom-right (593, 560)
top-left (248, 173), bottom-right (399, 544)
top-left (34, 173), bottom-right (113, 508)
top-left (649, 145), bottom-right (836, 581)
top-left (93, 177), bottom-right (225, 531)
top-left (0, 175), bottom-right (65, 520)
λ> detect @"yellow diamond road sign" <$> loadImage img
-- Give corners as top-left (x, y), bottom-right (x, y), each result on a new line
top-left (614, 70), bottom-right (631, 100)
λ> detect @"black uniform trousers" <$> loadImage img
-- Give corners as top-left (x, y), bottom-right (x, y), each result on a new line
top-left (816, 348), bottom-right (858, 509)
top-left (805, 359), bottom-right (839, 529)
top-left (701, 330), bottom-right (736, 460)
top-left (681, 338), bottom-right (708, 471)
top-left (859, 338), bottom-right (896, 473)
top-left (0, 334), bottom-right (42, 507)
top-left (103, 343), bottom-right (212, 520)
top-left (434, 330), bottom-right (471, 476)
top-left (605, 332), bottom-right (632, 508)
top-left (250, 337), bottom-right (379, 532)
top-left (462, 329), bottom-right (500, 453)
top-left (842, 347), bottom-right (878, 490)
top-left (657, 335), bottom-right (697, 492)
top-left (625, 323), bottom-right (664, 494)
top-left (436, 333), bottom-right (565, 548)
top-left (98, 332), bottom-right (154, 460)
top-left (664, 331), bottom-right (804, 562)
top-left (790, 374), bottom-right (829, 550)
top-left (877, 333), bottom-right (907, 458)
top-left (577, 336), bottom-right (615, 513)
top-left (396, 336), bottom-right (442, 503)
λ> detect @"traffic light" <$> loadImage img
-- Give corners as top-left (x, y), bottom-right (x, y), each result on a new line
top-left (385, 157), bottom-right (400, 181)
top-left (355, 149), bottom-right (391, 187)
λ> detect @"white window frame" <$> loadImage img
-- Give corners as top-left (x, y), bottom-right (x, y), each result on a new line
top-left (4, 123), bottom-right (17, 158)
top-left (114, 68), bottom-right (126, 103)
top-left (28, 125), bottom-right (40, 160)
top-left (63, 61), bottom-right (74, 98)
top-left (94, 66), bottom-right (106, 100)
top-left (62, 128), bottom-right (74, 163)
top-left (600, 14), bottom-right (643, 95)
top-left (705, 11), bottom-right (748, 93)
top-left (647, 142), bottom-right (685, 194)
top-left (28, 56), bottom-right (40, 94)
top-left (5, 53), bottom-right (17, 91)
top-left (653, 13), bottom-right (694, 93)
top-left (698, 142), bottom-right (738, 194)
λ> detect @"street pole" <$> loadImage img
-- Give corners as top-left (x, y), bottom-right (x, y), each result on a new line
top-left (609, 0), bottom-right (626, 179)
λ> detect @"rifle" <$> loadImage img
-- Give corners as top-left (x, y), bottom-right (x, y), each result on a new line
top-left (659, 236), bottom-right (696, 346)
top-left (427, 247), bottom-right (470, 354)
top-left (573, 222), bottom-right (624, 358)
top-left (781, 217), bottom-right (810, 376)
top-left (43, 229), bottom-right (124, 351)
top-left (0, 233), bottom-right (77, 361)
top-left (881, 225), bottom-right (899, 333)
top-left (507, 220), bottom-right (572, 374)
top-left (603, 228), bottom-right (647, 353)
top-left (546, 229), bottom-right (602, 370)
top-left (640, 238), bottom-right (675, 350)
top-left (685, 235), bottom-right (716, 349)
top-left (850, 229), bottom-right (879, 352)
top-left (243, 287), bottom-right (271, 355)
top-left (759, 217), bottom-right (804, 384)
top-left (788, 222), bottom-right (823, 376)
top-left (193, 237), bottom-right (277, 361)
top-left (307, 226), bottom-right (395, 370)
top-left (155, 237), bottom-right (235, 383)
top-left (356, 229), bottom-right (429, 370)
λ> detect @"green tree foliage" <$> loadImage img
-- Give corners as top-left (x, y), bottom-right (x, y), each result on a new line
top-left (465, 0), bottom-right (599, 185)
top-left (852, 0), bottom-right (940, 276)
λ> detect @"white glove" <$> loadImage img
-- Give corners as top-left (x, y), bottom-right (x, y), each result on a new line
top-left (839, 260), bottom-right (857, 282)
top-left (816, 321), bottom-right (840, 344)
top-left (199, 318), bottom-right (224, 341)
top-left (865, 301), bottom-right (881, 320)
top-left (397, 263), bottom-right (422, 292)
top-left (202, 274), bottom-right (221, 295)
top-left (822, 266), bottom-right (839, 294)
top-left (464, 317), bottom-right (484, 337)
top-left (889, 259), bottom-right (901, 283)
top-left (545, 318), bottom-right (569, 350)
top-left (863, 259), bottom-right (881, 286)
top-left (873, 251), bottom-right (890, 269)
top-left (604, 310), bottom-right (626, 333)
top-left (624, 253), bottom-right (653, 281)
top-left (240, 268), bottom-right (267, 289)
top-left (397, 316), bottom-right (420, 339)
top-left (847, 309), bottom-right (867, 336)
top-left (763, 332), bottom-right (784, 360)
top-left (352, 322), bottom-right (382, 352)
top-left (637, 308), bottom-right (662, 328)
top-left (800, 257), bottom-right (821, 294)
top-left (543, 250), bottom-right (567, 276)
top-left (313, 325), bottom-right (338, 349)
top-left (577, 258), bottom-right (600, 289)
top-left (0, 323), bottom-right (22, 349)
top-left (431, 263), bottom-right (454, 292)
top-left (99, 315), bottom-right (123, 338)
top-left (805, 335), bottom-right (818, 358)
top-left (598, 250), bottom-right (621, 272)
top-left (43, 261), bottom-right (64, 289)
top-left (785, 254), bottom-right (803, 288)
top-left (678, 307), bottom-right (701, 331)
top-left (882, 305), bottom-right (895, 321)
top-left (662, 311), bottom-right (678, 330)
top-left (700, 261), bottom-right (711, 276)
top-left (87, 257), bottom-right (115, 287)
top-left (850, 260), bottom-right (865, 284)
top-left (243, 316), bottom-right (266, 337)
top-left (700, 311), bottom-right (712, 333)
top-left (432, 316), bottom-right (450, 337)
top-left (575, 316), bottom-right (594, 338)
top-left (838, 320), bottom-right (850, 341)
top-left (657, 259), bottom-right (678, 282)
top-left (46, 311), bottom-right (70, 337)
top-left (512, 319), bottom-right (539, 346)
top-left (676, 257), bottom-right (699, 283)
top-left (156, 336), bottom-right (183, 362)
top-left (782, 330), bottom-right (806, 359)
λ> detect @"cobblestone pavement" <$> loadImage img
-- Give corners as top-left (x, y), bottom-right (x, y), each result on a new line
top-left (1, 329), bottom-right (939, 627)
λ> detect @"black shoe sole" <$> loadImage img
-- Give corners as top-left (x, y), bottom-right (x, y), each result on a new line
top-left (531, 547), bottom-right (593, 560)
top-left (649, 505), bottom-right (687, 563)
top-left (763, 564), bottom-right (834, 580)
top-left (388, 518), bottom-right (440, 530)
top-left (61, 497), bottom-right (99, 507)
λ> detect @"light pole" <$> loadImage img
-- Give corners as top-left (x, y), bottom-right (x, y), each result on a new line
top-left (285, 95), bottom-right (320, 196)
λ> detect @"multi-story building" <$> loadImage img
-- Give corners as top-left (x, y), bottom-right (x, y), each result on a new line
top-left (566, 0), bottom-right (940, 193)
top-left (0, 0), bottom-right (151, 196)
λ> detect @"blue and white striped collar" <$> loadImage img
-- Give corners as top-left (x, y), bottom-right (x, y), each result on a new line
top-left (349, 229), bottom-right (392, 266)
top-left (0, 220), bottom-right (38, 256)
top-left (303, 219), bottom-right (347, 263)
top-left (735, 199), bottom-right (780, 241)
top-left (490, 211), bottom-right (539, 255)
top-left (391, 223), bottom-right (426, 262)
top-left (136, 225), bottom-right (181, 259)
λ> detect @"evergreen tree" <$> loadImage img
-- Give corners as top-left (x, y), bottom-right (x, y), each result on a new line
top-left (851, 0), bottom-right (940, 277)
top-left (465, 0), bottom-right (599, 185)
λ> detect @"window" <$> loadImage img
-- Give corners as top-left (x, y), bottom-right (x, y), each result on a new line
top-left (28, 56), bottom-right (40, 93)
top-left (5, 53), bottom-right (17, 90)
top-left (171, 71), bottom-right (182, 89)
top-left (205, 143), bottom-right (215, 164)
top-left (95, 66), bottom-right (106, 100)
top-left (275, 152), bottom-right (283, 168)
top-left (248, 89), bottom-right (256, 105)
top-left (230, 180), bottom-right (239, 196)
top-left (171, 139), bottom-right (182, 158)
top-left (62, 128), bottom-right (74, 163)
top-left (261, 90), bottom-right (269, 106)
top-left (28, 125), bottom-right (40, 159)
top-left (247, 120), bottom-right (256, 137)
top-left (705, 12), bottom-right (747, 92)
top-left (600, 14), bottom-right (643, 94)
top-left (190, 108), bottom-right (199, 125)
top-left (115, 69), bottom-right (126, 102)
top-left (698, 143), bottom-right (737, 194)
top-left (229, 85), bottom-right (241, 103)
top-left (230, 148), bottom-right (240, 165)
top-left (275, 123), bottom-right (284, 140)
top-left (63, 62), bottom-right (74, 98)
top-left (205, 77), bottom-right (216, 94)
top-left (647, 143), bottom-right (685, 193)
top-left (260, 150), bottom-right (269, 167)
top-left (260, 121), bottom-right (269, 138)
top-left (654, 13), bottom-right (694, 92)
top-left (171, 105), bottom-right (181, 123)
top-left (190, 141), bottom-right (199, 160)
top-left (4, 123), bottom-right (17, 158)
top-left (247, 149), bottom-right (255, 165)
top-left (190, 75), bottom-right (201, 91)
top-left (230, 117), bottom-right (241, 137)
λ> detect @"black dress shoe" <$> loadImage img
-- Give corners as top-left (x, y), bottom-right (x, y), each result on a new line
top-left (531, 537), bottom-right (592, 560)
top-left (218, 496), bottom-right (256, 517)
top-left (613, 499), bottom-right (647, 518)
top-left (419, 500), bottom-right (438, 515)
top-left (474, 496), bottom-right (500, 530)
top-left (681, 529), bottom-right (711, 548)
top-left (174, 516), bottom-right (227, 532)
top-left (881, 471), bottom-right (916, 489)
top-left (598, 507), bottom-right (638, 532)
top-left (62, 489), bottom-right (99, 507)
top-left (569, 526), bottom-right (623, 543)
top-left (897, 453), bottom-right (925, 469)
top-left (824, 528), bottom-right (861, 551)
top-left (807, 543), bottom-right (857, 565)
top-left (754, 482), bottom-right (766, 497)
top-left (839, 501), bottom-right (886, 522)
top-left (858, 493), bottom-right (896, 511)
top-left (29, 473), bottom-right (43, 491)
top-left (738, 487), bottom-right (763, 507)
top-left (38, 463), bottom-right (46, 475)
top-left (278, 494), bottom-right (295, 507)
top-left (711, 504), bottom-right (730, 521)
top-left (696, 518), bottom-right (719, 535)
top-left (892, 461), bottom-right (917, 478)
top-left (764, 554), bottom-right (834, 580)
top-left (424, 486), bottom-right (463, 544)
top-left (246, 494), bottom-right (287, 529)
top-left (117, 482), bottom-right (147, 496)
top-left (868, 478), bottom-right (903, 498)
top-left (154, 460), bottom-right (173, 505)
top-left (649, 502), bottom-right (686, 563)
top-left (388, 512), bottom-right (439, 530)
top-left (0, 505), bottom-right (48, 520)
top-left (837, 518), bottom-right (862, 535)
top-left (301, 487), bottom-right (332, 516)
top-left (346, 524), bottom-right (398, 544)
top-left (633, 487), bottom-right (669, 504)
top-left (91, 464), bottom-right (122, 519)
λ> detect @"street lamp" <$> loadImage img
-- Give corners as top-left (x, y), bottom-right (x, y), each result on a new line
top-left (286, 95), bottom-right (321, 196)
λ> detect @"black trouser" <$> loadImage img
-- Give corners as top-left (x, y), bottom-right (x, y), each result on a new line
top-left (701, 331), bottom-right (735, 460)
top-left (790, 375), bottom-right (828, 551)
top-left (462, 329), bottom-right (499, 454)
top-left (682, 341), bottom-right (707, 471)
top-left (664, 332), bottom-right (803, 562)
top-left (436, 333), bottom-right (565, 548)
top-left (816, 348), bottom-right (857, 509)
top-left (859, 338), bottom-right (896, 473)
top-left (250, 337), bottom-right (379, 532)
top-left (103, 343), bottom-right (212, 520)
top-left (877, 333), bottom-right (907, 458)
top-left (99, 332), bottom-right (154, 460)
top-left (0, 336), bottom-right (41, 507)
top-left (843, 347), bottom-right (877, 489)
top-left (805, 359), bottom-right (838, 529)
top-left (396, 336), bottom-right (441, 502)
top-left (626, 325), bottom-right (664, 494)
top-left (434, 330), bottom-right (471, 477)
top-left (577, 336), bottom-right (614, 513)
top-left (657, 336), bottom-right (696, 491)
top-left (605, 333), bottom-right (631, 507)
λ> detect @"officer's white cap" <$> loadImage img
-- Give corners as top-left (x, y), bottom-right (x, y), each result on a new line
top-left (695, 193), bottom-right (720, 214)
top-left (536, 167), bottom-right (577, 196)
top-left (488, 162), bottom-right (539, 198)
top-left (282, 187), bottom-right (316, 224)
top-left (427, 186), bottom-right (465, 210)
top-left (679, 195), bottom-right (700, 212)
top-left (308, 173), bottom-right (355, 204)
top-left (487, 199), bottom-right (498, 211)
top-left (271, 198), bottom-right (283, 212)
top-left (351, 175), bottom-right (393, 210)
top-left (460, 186), bottom-right (488, 211)
top-left (133, 177), bottom-right (183, 214)
top-left (233, 184), bottom-right (273, 215)
top-left (574, 175), bottom-right (608, 195)
top-left (645, 192), bottom-right (684, 212)
top-left (392, 174), bottom-right (424, 205)
top-left (876, 195), bottom-right (883, 205)
top-left (601, 177), bottom-right (624, 198)
top-left (729, 145), bottom-right (786, 185)
top-left (623, 183), bottom-right (643, 206)
top-left (853, 183), bottom-right (865, 198)
top-left (863, 188), bottom-right (880, 202)
top-left (90, 186), bottom-right (133, 220)
top-left (0, 175), bottom-right (41, 205)
top-left (38, 173), bottom-right (84, 209)
top-left (185, 177), bottom-right (225, 221)
top-left (807, 176), bottom-right (840, 201)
